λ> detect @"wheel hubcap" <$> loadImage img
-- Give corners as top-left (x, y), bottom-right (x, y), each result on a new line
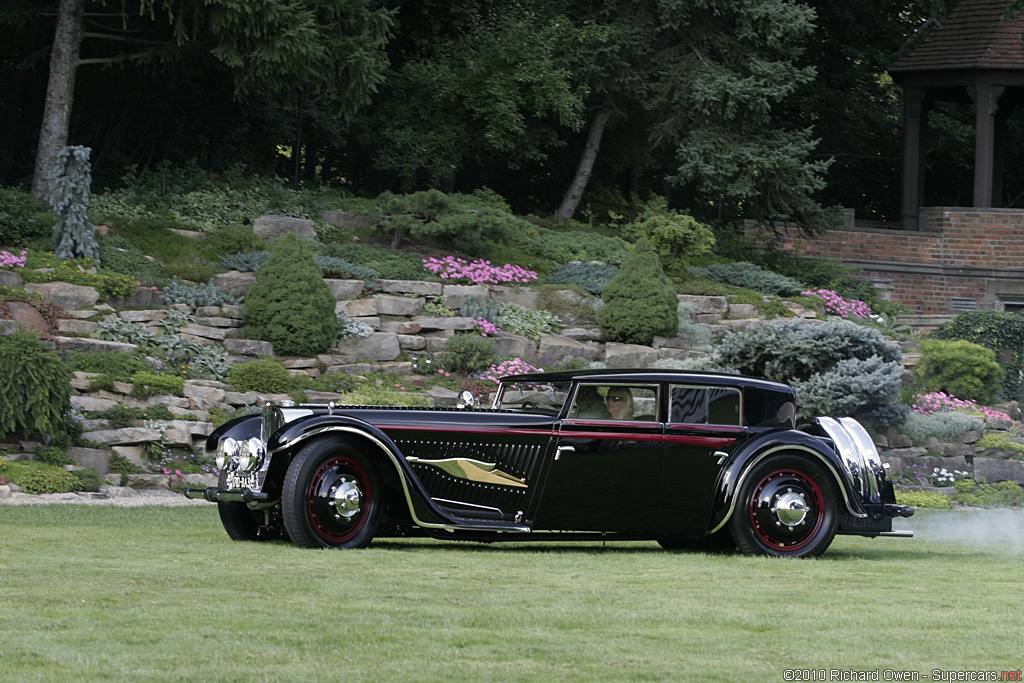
top-left (749, 469), bottom-right (824, 552)
top-left (307, 455), bottom-right (370, 544)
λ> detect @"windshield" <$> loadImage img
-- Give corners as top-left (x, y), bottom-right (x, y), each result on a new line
top-left (494, 381), bottom-right (571, 415)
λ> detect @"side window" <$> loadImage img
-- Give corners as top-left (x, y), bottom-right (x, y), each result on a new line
top-left (670, 385), bottom-right (740, 426)
top-left (571, 385), bottom-right (659, 421)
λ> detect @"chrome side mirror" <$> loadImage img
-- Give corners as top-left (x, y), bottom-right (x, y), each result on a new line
top-left (456, 390), bottom-right (477, 409)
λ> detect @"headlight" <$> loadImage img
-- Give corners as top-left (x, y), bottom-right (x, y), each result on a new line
top-left (238, 437), bottom-right (266, 472)
top-left (216, 437), bottom-right (241, 470)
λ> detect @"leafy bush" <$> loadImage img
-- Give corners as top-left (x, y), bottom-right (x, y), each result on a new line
top-left (518, 227), bottom-right (630, 267)
top-left (544, 261), bottom-right (619, 295)
top-left (498, 303), bottom-right (561, 341)
top-left (109, 452), bottom-right (143, 476)
top-left (930, 311), bottom-right (1024, 400)
top-left (161, 277), bottom-right (243, 307)
top-left (204, 224), bottom-right (268, 257)
top-left (952, 479), bottom-right (1024, 507)
top-left (910, 339), bottom-right (1004, 404)
top-left (597, 239), bottom-right (679, 345)
top-left (336, 315), bottom-right (374, 340)
top-left (96, 316), bottom-right (157, 346)
top-left (35, 446), bottom-right (72, 467)
top-left (442, 334), bottom-right (498, 375)
top-left (229, 358), bottom-right (294, 394)
top-left (693, 262), bottom-right (805, 296)
top-left (0, 330), bottom-right (72, 439)
top-left (5, 460), bottom-right (82, 494)
top-left (130, 371), bottom-right (185, 398)
top-left (717, 318), bottom-right (902, 383)
top-left (621, 198), bottom-right (715, 269)
top-left (0, 187), bottom-right (54, 245)
top-left (242, 233), bottom-right (338, 357)
top-left (310, 372), bottom-right (358, 394)
top-left (792, 355), bottom-right (909, 426)
top-left (975, 432), bottom-right (1024, 458)
top-left (894, 489), bottom-right (953, 509)
top-left (898, 411), bottom-right (986, 445)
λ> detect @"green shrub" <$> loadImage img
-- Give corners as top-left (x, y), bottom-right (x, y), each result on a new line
top-left (0, 187), bottom-right (54, 245)
top-left (109, 453), bottom-right (143, 476)
top-left (335, 384), bottom-right (431, 407)
top-left (792, 355), bottom-right (909, 426)
top-left (0, 455), bottom-right (7, 474)
top-left (693, 262), bottom-right (805, 296)
top-left (217, 251), bottom-right (269, 272)
top-left (35, 445), bottom-right (72, 467)
top-left (518, 227), bottom-right (630, 267)
top-left (242, 233), bottom-right (338, 357)
top-left (50, 146), bottom-right (99, 261)
top-left (161, 277), bottom-right (243, 307)
top-left (204, 224), bottom-right (268, 257)
top-left (320, 242), bottom-right (425, 281)
top-left (229, 358), bottom-right (294, 394)
top-left (622, 198), bottom-right (715, 271)
top-left (310, 372), bottom-right (358, 394)
top-left (442, 334), bottom-right (498, 375)
top-left (67, 350), bottom-right (150, 380)
top-left (336, 315), bottom-right (374, 340)
top-left (130, 371), bottom-right (184, 398)
top-left (72, 467), bottom-right (102, 492)
top-left (894, 489), bottom-right (953, 509)
top-left (898, 411), bottom-right (986, 445)
top-left (910, 339), bottom-right (1004, 404)
top-left (97, 234), bottom-right (165, 285)
top-left (929, 311), bottom-right (1024, 400)
top-left (5, 460), bottom-right (82, 494)
top-left (975, 432), bottom-right (1024, 458)
top-left (952, 479), bottom-right (1024, 507)
top-left (460, 297), bottom-right (502, 324)
top-left (498, 303), bottom-right (561, 341)
top-left (0, 330), bottom-right (72, 439)
top-left (544, 261), bottom-right (619, 295)
top-left (597, 239), bottom-right (679, 345)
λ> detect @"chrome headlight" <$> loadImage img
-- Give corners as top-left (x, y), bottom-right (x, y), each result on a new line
top-left (216, 437), bottom-right (241, 470)
top-left (238, 436), bottom-right (266, 472)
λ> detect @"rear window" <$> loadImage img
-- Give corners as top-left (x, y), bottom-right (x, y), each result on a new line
top-left (669, 385), bottom-right (741, 426)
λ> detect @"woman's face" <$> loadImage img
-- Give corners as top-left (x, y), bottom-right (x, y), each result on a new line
top-left (605, 389), bottom-right (631, 419)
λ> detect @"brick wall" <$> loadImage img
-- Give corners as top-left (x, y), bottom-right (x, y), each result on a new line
top-left (744, 208), bottom-right (1024, 314)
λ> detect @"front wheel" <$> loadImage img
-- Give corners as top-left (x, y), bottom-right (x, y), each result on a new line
top-left (282, 438), bottom-right (382, 549)
top-left (728, 455), bottom-right (838, 558)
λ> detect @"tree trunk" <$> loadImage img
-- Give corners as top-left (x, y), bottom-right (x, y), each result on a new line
top-left (31, 0), bottom-right (85, 202)
top-left (554, 95), bottom-right (615, 221)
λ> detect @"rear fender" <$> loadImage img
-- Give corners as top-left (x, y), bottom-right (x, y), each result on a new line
top-left (707, 429), bottom-right (866, 534)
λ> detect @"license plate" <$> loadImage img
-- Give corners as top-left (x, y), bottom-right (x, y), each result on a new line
top-left (226, 472), bottom-right (256, 490)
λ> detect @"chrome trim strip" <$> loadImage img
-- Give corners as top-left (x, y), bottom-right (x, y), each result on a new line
top-left (433, 498), bottom-right (505, 515)
top-left (270, 425), bottom-right (531, 533)
top-left (708, 443), bottom-right (867, 535)
top-left (877, 530), bottom-right (914, 538)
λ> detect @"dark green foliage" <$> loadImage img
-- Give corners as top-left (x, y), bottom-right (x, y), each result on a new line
top-left (952, 479), bottom-right (1024, 508)
top-left (320, 243), bottom-right (426, 282)
top-left (204, 224), bottom-right (268, 258)
top-left (313, 254), bottom-right (377, 280)
top-left (597, 239), bottom-right (679, 345)
top-left (695, 262), bottom-right (805, 296)
top-left (544, 262), bottom-right (619, 295)
top-left (910, 339), bottom-right (1004, 404)
top-left (88, 404), bottom-right (173, 429)
top-left (36, 445), bottom-right (72, 467)
top-left (718, 319), bottom-right (905, 426)
top-left (931, 311), bottom-right (1024, 400)
top-left (519, 227), bottom-right (630, 267)
top-left (5, 461), bottom-right (81, 495)
top-left (0, 187), bottom-right (54, 245)
top-left (130, 372), bottom-right (185, 399)
top-left (310, 372), bottom-right (358, 394)
top-left (109, 453), bottom-right (143, 476)
top-left (622, 198), bottom-right (715, 272)
top-left (98, 234), bottom-right (165, 284)
top-left (242, 233), bottom-right (338, 357)
top-left (218, 251), bottom-right (270, 272)
top-left (442, 334), bottom-right (498, 375)
top-left (72, 467), bottom-right (102, 493)
top-left (0, 330), bottom-right (72, 439)
top-left (229, 358), bottom-right (294, 394)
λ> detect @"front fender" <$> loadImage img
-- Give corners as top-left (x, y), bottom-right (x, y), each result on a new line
top-left (707, 429), bottom-right (865, 534)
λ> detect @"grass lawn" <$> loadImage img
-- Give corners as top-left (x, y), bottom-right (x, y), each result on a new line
top-left (1, 504), bottom-right (1022, 682)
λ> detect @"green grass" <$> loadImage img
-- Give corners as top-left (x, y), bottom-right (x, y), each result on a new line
top-left (1, 506), bottom-right (1022, 681)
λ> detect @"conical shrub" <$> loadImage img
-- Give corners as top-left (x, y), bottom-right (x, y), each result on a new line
top-left (597, 238), bottom-right (678, 346)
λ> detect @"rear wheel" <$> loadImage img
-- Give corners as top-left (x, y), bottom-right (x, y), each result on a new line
top-left (729, 455), bottom-right (838, 558)
top-left (282, 437), bottom-right (382, 549)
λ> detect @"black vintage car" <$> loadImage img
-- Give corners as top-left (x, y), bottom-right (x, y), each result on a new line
top-left (186, 369), bottom-right (914, 557)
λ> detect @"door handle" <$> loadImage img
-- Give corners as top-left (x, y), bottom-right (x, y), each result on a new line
top-left (555, 446), bottom-right (575, 461)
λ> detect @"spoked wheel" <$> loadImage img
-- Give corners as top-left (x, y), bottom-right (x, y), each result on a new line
top-left (282, 438), bottom-right (382, 549)
top-left (729, 455), bottom-right (838, 558)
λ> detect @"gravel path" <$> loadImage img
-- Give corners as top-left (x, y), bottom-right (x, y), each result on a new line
top-left (0, 487), bottom-right (214, 507)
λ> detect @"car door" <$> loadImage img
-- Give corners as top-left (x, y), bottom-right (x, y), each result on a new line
top-left (532, 384), bottom-right (664, 533)
top-left (658, 384), bottom-right (746, 534)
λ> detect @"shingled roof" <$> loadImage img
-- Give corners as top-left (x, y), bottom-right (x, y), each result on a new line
top-left (890, 0), bottom-right (1024, 74)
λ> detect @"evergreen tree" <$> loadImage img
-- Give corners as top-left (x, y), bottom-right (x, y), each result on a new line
top-left (597, 238), bottom-right (678, 346)
top-left (243, 233), bottom-right (337, 357)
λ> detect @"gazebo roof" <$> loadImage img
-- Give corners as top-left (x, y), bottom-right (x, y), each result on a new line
top-left (890, 0), bottom-right (1024, 75)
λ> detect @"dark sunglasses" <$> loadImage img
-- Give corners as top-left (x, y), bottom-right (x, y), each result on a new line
top-left (606, 396), bottom-right (626, 403)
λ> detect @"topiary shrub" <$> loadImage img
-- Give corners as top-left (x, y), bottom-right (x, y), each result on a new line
top-left (597, 238), bottom-right (679, 345)
top-left (930, 311), bottom-right (1024, 400)
top-left (442, 334), bottom-right (498, 375)
top-left (229, 358), bottom-right (294, 394)
top-left (0, 330), bottom-right (72, 439)
top-left (242, 233), bottom-right (338, 357)
top-left (910, 339), bottom-right (1004, 404)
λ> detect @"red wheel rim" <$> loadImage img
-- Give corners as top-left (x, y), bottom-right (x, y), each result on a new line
top-left (306, 454), bottom-right (371, 544)
top-left (747, 468), bottom-right (825, 553)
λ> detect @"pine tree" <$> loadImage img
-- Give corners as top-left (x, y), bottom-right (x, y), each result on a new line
top-left (597, 238), bottom-right (678, 346)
